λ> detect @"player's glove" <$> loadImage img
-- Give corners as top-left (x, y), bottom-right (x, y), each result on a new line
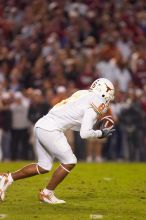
top-left (99, 127), bottom-right (115, 139)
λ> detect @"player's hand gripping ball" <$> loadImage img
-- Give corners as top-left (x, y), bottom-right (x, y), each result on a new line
top-left (95, 115), bottom-right (115, 138)
top-left (94, 115), bottom-right (115, 130)
top-left (99, 115), bottom-right (114, 129)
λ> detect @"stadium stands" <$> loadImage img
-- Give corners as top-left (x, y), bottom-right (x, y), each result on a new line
top-left (0, 0), bottom-right (146, 161)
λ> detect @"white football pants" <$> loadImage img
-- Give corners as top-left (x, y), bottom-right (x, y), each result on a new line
top-left (35, 127), bottom-right (77, 171)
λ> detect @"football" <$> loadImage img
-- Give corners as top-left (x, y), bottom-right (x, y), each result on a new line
top-left (99, 115), bottom-right (114, 129)
top-left (94, 107), bottom-right (115, 130)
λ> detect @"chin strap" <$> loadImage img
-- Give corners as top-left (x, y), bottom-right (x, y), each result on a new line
top-left (60, 164), bottom-right (70, 173)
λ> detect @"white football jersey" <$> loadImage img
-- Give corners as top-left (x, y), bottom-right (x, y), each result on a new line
top-left (35, 90), bottom-right (108, 132)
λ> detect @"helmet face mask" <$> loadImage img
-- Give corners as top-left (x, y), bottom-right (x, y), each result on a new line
top-left (90, 78), bottom-right (115, 103)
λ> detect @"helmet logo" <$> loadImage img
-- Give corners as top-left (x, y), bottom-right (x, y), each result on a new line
top-left (105, 83), bottom-right (112, 92)
top-left (91, 81), bottom-right (97, 88)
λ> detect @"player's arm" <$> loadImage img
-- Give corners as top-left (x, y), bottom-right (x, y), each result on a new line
top-left (80, 100), bottom-right (115, 139)
top-left (80, 107), bottom-right (102, 139)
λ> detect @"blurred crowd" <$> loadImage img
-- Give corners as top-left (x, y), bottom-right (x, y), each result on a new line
top-left (0, 0), bottom-right (146, 162)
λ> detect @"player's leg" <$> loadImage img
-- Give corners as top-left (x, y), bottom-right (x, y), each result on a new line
top-left (0, 164), bottom-right (48, 201)
top-left (0, 129), bottom-right (53, 201)
top-left (11, 163), bottom-right (48, 181)
top-left (44, 130), bottom-right (77, 192)
top-left (36, 128), bottom-right (77, 204)
top-left (39, 162), bottom-right (76, 204)
top-left (46, 163), bottom-right (75, 191)
top-left (11, 135), bottom-right (53, 181)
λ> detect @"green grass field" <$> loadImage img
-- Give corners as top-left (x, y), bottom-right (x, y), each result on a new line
top-left (0, 162), bottom-right (146, 220)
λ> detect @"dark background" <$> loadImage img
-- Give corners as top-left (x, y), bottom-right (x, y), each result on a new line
top-left (0, 0), bottom-right (146, 162)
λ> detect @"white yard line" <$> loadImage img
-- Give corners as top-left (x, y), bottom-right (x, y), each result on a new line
top-left (103, 177), bottom-right (112, 181)
top-left (90, 214), bottom-right (103, 219)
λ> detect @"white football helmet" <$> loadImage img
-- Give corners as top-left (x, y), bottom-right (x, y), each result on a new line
top-left (90, 78), bottom-right (115, 102)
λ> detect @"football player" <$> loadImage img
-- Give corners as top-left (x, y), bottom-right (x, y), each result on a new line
top-left (0, 78), bottom-right (115, 204)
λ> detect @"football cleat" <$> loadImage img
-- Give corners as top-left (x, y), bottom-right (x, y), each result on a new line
top-left (0, 173), bottom-right (12, 201)
top-left (39, 190), bottom-right (66, 204)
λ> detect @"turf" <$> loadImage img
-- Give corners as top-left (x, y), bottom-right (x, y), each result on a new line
top-left (0, 162), bottom-right (146, 220)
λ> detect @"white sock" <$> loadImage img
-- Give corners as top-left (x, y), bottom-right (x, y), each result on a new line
top-left (43, 188), bottom-right (53, 195)
top-left (8, 173), bottom-right (14, 183)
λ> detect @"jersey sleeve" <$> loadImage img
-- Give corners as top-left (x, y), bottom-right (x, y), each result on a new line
top-left (80, 107), bottom-right (102, 139)
top-left (90, 97), bottom-right (108, 115)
